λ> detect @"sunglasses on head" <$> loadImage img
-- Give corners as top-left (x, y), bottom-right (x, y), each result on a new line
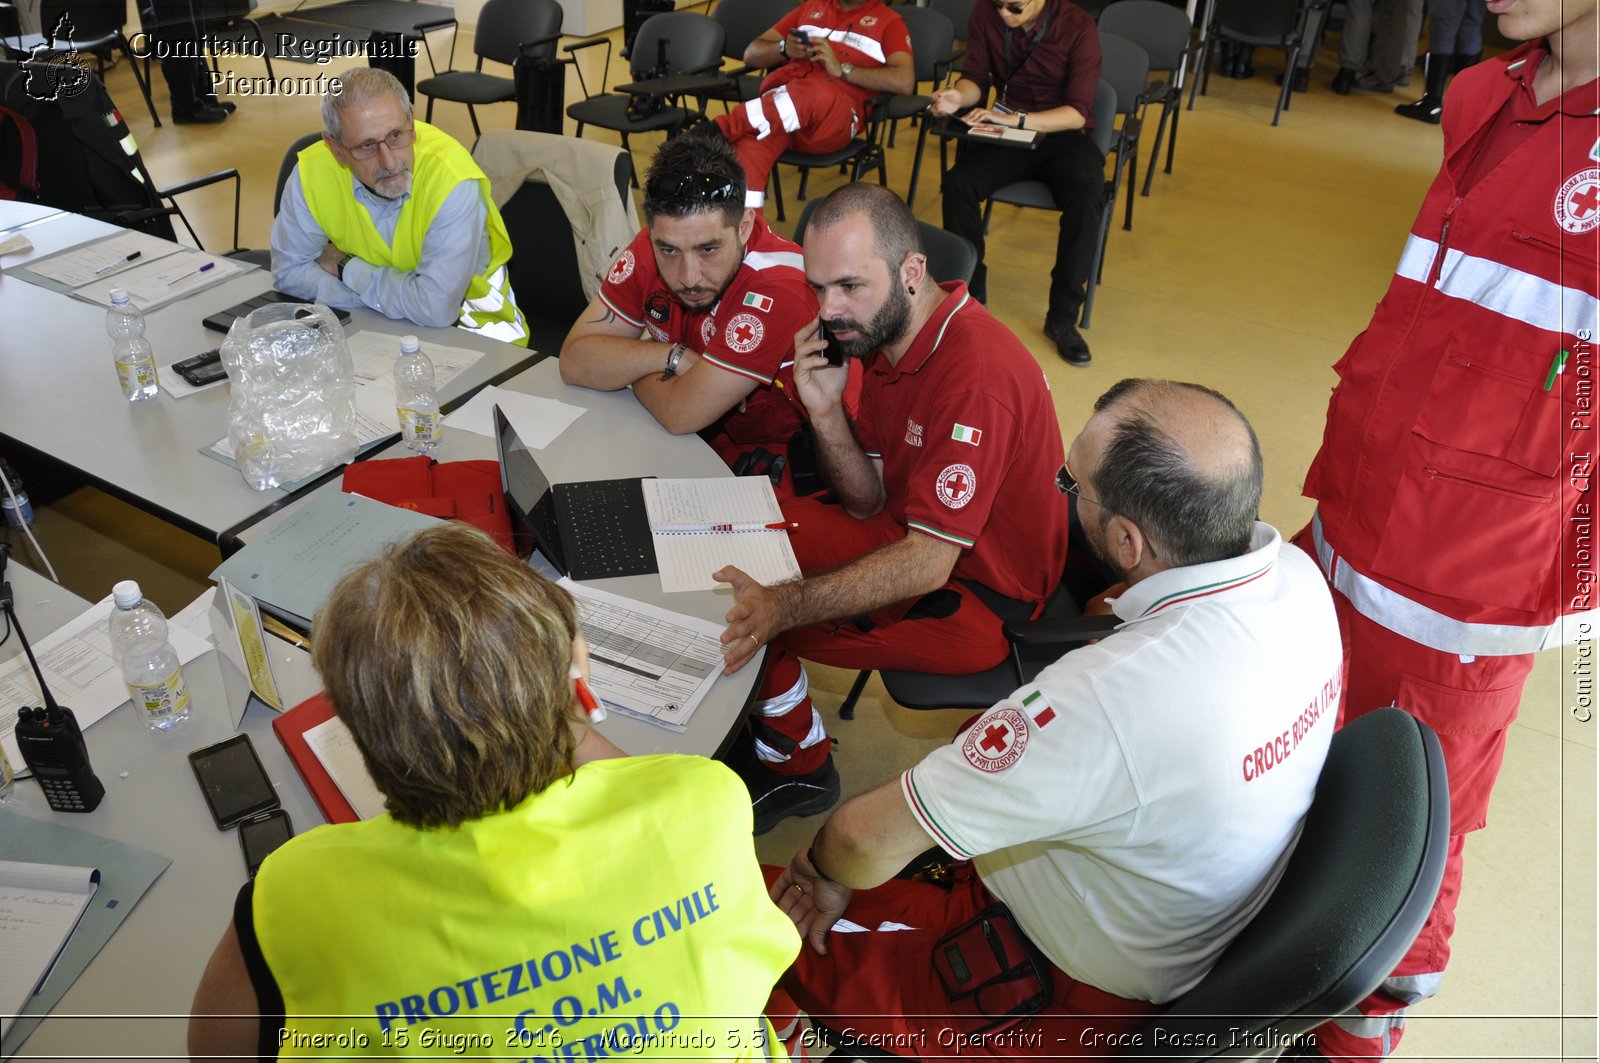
top-left (991, 0), bottom-right (1029, 14)
top-left (644, 171), bottom-right (739, 206)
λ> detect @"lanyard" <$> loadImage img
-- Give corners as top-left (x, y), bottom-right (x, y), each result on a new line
top-left (998, 1), bottom-right (1052, 106)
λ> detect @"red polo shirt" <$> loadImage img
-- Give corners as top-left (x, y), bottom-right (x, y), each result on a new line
top-left (856, 282), bottom-right (1069, 605)
top-left (599, 215), bottom-right (818, 449)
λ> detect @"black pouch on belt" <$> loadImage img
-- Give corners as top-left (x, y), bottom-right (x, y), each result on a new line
top-left (932, 903), bottom-right (1054, 1036)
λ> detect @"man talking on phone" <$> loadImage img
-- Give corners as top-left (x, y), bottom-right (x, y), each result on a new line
top-left (710, 0), bottom-right (914, 209)
top-left (928, 0), bottom-right (1101, 365)
top-left (713, 184), bottom-right (1069, 833)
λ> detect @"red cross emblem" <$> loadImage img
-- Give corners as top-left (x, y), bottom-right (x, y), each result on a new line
top-left (1554, 169), bottom-right (1600, 234)
top-left (937, 463), bottom-right (977, 510)
top-left (725, 312), bottom-right (765, 354)
top-left (962, 708), bottom-right (1028, 772)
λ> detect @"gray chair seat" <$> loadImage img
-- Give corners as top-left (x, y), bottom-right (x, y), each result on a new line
top-left (566, 94), bottom-right (692, 134)
top-left (416, 69), bottom-right (514, 105)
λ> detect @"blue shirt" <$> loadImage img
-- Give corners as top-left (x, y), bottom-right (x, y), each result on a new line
top-left (271, 165), bottom-right (491, 329)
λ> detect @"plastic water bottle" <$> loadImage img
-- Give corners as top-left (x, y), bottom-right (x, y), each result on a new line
top-left (0, 458), bottom-right (34, 528)
top-left (0, 745), bottom-right (13, 802)
top-left (393, 335), bottom-right (441, 454)
top-left (108, 580), bottom-right (191, 731)
top-left (106, 289), bottom-right (158, 402)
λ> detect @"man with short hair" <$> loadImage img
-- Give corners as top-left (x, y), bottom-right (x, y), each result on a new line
top-left (714, 183), bottom-right (1069, 832)
top-left (1296, 1), bottom-right (1599, 1057)
top-left (561, 133), bottom-right (819, 478)
top-left (272, 67), bottom-right (527, 344)
top-left (765, 379), bottom-right (1343, 1056)
top-left (712, 0), bottom-right (913, 208)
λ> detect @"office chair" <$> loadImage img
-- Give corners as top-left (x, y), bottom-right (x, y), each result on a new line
top-left (1098, 0), bottom-right (1198, 198)
top-left (475, 130), bottom-right (633, 356)
top-left (980, 77), bottom-right (1117, 329)
top-left (1190, 0), bottom-right (1315, 126)
top-left (1137, 706), bottom-right (1450, 1061)
top-left (792, 196), bottom-right (979, 287)
top-left (1096, 30), bottom-right (1149, 232)
top-left (416, 0), bottom-right (563, 137)
top-left (5, 0), bottom-right (161, 126)
top-left (564, 11), bottom-right (726, 188)
top-left (886, 4), bottom-right (955, 210)
top-left (227, 131), bottom-right (322, 269)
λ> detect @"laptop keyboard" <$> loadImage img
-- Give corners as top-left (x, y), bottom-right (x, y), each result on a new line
top-left (561, 479), bottom-right (654, 577)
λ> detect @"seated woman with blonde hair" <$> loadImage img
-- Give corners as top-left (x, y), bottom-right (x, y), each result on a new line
top-left (189, 522), bottom-right (799, 1060)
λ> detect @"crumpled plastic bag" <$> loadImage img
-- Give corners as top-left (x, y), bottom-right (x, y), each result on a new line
top-left (221, 302), bottom-right (357, 490)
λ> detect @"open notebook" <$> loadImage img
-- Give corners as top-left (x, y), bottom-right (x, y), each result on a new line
top-left (0, 861), bottom-right (100, 1037)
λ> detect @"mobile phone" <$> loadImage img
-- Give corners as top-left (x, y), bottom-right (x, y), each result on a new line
top-left (172, 348), bottom-right (225, 387)
top-left (189, 734), bottom-right (279, 830)
top-left (819, 322), bottom-right (847, 366)
top-left (238, 809), bottom-right (294, 878)
top-left (791, 28), bottom-right (809, 44)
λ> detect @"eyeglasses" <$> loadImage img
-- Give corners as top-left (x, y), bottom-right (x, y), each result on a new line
top-left (644, 171), bottom-right (739, 206)
top-left (343, 125), bottom-right (415, 161)
top-left (991, 0), bottom-right (1029, 14)
top-left (1058, 459), bottom-right (1102, 508)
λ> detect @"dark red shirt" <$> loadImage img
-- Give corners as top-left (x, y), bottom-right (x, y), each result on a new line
top-left (855, 283), bottom-right (1069, 606)
top-left (960, 0), bottom-right (1100, 123)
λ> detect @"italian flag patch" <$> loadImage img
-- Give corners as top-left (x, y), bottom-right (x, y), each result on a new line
top-left (951, 423), bottom-right (982, 446)
top-left (742, 292), bottom-right (773, 312)
top-left (1022, 689), bottom-right (1055, 728)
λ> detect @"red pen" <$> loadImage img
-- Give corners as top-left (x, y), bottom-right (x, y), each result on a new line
top-left (571, 666), bottom-right (607, 723)
top-left (654, 521), bottom-right (799, 533)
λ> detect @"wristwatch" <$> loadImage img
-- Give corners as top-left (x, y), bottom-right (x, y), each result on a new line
top-left (336, 252), bottom-right (354, 280)
top-left (661, 342), bottom-right (685, 381)
top-left (777, 36), bottom-right (786, 55)
top-left (840, 62), bottom-right (855, 81)
top-left (1017, 112), bottom-right (1028, 129)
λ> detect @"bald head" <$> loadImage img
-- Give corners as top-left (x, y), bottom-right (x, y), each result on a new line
top-left (1078, 379), bottom-right (1263, 567)
top-left (806, 183), bottom-right (922, 279)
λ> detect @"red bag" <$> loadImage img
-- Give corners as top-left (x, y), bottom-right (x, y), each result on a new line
top-left (341, 456), bottom-right (515, 553)
top-left (932, 904), bottom-right (1054, 1036)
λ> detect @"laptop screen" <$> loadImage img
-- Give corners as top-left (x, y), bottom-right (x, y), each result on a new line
top-left (493, 404), bottom-right (555, 564)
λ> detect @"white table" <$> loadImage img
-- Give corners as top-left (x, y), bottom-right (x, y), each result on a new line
top-left (2, 561), bottom-right (325, 1061)
top-left (0, 205), bottom-right (540, 544)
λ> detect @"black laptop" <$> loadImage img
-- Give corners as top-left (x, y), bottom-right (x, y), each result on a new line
top-left (203, 291), bottom-right (352, 333)
top-left (493, 405), bottom-right (657, 581)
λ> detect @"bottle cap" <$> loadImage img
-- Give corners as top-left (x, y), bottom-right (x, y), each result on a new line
top-left (109, 288), bottom-right (129, 305)
top-left (400, 335), bottom-right (421, 354)
top-left (112, 580), bottom-right (143, 609)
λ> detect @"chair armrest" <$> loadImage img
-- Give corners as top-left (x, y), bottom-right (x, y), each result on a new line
top-left (158, 168), bottom-right (241, 252)
top-left (1002, 614), bottom-right (1119, 647)
top-left (562, 35), bottom-right (609, 53)
top-left (563, 35), bottom-right (612, 99)
top-left (413, 15), bottom-right (455, 31)
top-left (517, 32), bottom-right (563, 54)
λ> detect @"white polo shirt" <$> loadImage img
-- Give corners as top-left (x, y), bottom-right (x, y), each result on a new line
top-left (901, 523), bottom-right (1341, 1003)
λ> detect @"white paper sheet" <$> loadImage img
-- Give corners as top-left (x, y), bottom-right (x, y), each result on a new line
top-left (0, 597), bottom-right (213, 777)
top-left (71, 251), bottom-right (246, 311)
top-left (640, 479), bottom-right (801, 592)
top-left (561, 580), bottom-right (726, 732)
top-left (19, 230), bottom-right (183, 288)
top-left (304, 715), bottom-right (387, 820)
top-left (443, 385), bottom-right (588, 447)
top-left (0, 861), bottom-right (99, 1038)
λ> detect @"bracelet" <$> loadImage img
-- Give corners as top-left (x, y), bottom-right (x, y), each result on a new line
top-left (660, 342), bottom-right (685, 381)
top-left (806, 845), bottom-right (839, 884)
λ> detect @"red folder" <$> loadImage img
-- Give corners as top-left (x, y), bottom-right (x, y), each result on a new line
top-left (340, 456), bottom-right (515, 553)
top-left (272, 692), bottom-right (360, 824)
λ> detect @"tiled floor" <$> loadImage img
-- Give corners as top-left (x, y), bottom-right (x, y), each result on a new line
top-left (8, 15), bottom-right (1595, 1059)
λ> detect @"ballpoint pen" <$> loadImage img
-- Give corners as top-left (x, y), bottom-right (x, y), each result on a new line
top-left (94, 251), bottom-right (141, 275)
top-left (572, 666), bottom-right (607, 723)
top-left (653, 521), bottom-right (799, 533)
top-left (167, 261), bottom-right (217, 286)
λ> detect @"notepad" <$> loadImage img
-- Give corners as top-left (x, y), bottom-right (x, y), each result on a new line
top-left (0, 861), bottom-right (101, 1038)
top-left (640, 478), bottom-right (802, 593)
top-left (304, 716), bottom-right (388, 821)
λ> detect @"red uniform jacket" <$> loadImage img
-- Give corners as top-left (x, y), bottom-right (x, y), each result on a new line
top-left (1304, 42), bottom-right (1600, 654)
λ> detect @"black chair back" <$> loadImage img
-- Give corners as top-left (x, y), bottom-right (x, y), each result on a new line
top-left (712, 0), bottom-right (794, 63)
top-left (897, 4), bottom-right (954, 85)
top-left (1097, 30), bottom-right (1149, 121)
top-left (1213, 0), bottom-right (1301, 42)
top-left (928, 0), bottom-right (976, 43)
top-left (477, 0), bottom-right (562, 67)
top-left (629, 11), bottom-right (725, 79)
top-left (274, 131), bottom-right (323, 216)
top-left (793, 197), bottom-right (978, 285)
top-left (42, 0), bottom-right (124, 38)
top-left (1099, 0), bottom-right (1192, 72)
top-left (1137, 707), bottom-right (1450, 1061)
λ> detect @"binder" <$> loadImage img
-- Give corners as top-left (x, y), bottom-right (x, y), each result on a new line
top-left (271, 693), bottom-right (359, 825)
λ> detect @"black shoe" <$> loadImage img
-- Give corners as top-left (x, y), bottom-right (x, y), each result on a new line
top-left (1394, 94), bottom-right (1443, 124)
top-left (1331, 68), bottom-right (1357, 95)
top-left (1044, 318), bottom-right (1091, 366)
top-left (172, 103), bottom-right (228, 125)
top-left (1275, 67), bottom-right (1310, 92)
top-left (205, 97), bottom-right (237, 114)
top-left (739, 753), bottom-right (840, 835)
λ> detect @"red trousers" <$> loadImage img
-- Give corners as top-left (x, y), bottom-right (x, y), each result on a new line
top-left (713, 76), bottom-right (859, 204)
top-left (752, 495), bottom-right (1008, 774)
top-left (761, 863), bottom-right (1157, 1059)
top-left (1291, 527), bottom-right (1530, 1059)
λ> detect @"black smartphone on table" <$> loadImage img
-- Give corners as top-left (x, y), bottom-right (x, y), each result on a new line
top-left (189, 734), bottom-right (279, 830)
top-left (238, 809), bottom-right (294, 878)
